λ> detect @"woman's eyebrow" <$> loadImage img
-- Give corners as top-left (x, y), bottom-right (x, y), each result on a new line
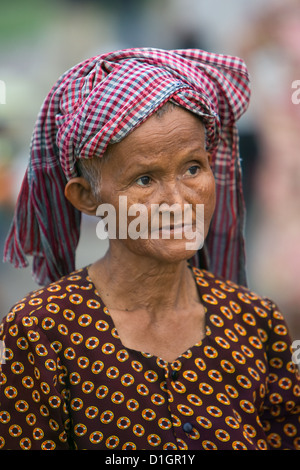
top-left (124, 162), bottom-right (163, 176)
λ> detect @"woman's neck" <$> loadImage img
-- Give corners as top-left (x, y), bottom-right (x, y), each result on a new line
top-left (88, 245), bottom-right (199, 318)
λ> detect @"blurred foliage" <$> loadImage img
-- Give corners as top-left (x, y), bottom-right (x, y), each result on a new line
top-left (0, 0), bottom-right (58, 43)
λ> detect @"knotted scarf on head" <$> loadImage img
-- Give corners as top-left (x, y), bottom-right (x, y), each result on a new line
top-left (3, 48), bottom-right (251, 286)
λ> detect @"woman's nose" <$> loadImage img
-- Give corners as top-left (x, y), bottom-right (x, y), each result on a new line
top-left (158, 181), bottom-right (185, 206)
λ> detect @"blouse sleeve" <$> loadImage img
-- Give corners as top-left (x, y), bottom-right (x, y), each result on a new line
top-left (260, 301), bottom-right (300, 450)
top-left (0, 309), bottom-right (72, 450)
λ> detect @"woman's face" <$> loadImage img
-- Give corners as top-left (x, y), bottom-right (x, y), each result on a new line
top-left (98, 105), bottom-right (216, 263)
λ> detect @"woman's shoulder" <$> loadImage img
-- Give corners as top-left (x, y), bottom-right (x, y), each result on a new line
top-left (192, 267), bottom-right (292, 347)
top-left (0, 266), bottom-right (98, 329)
top-left (192, 266), bottom-right (280, 318)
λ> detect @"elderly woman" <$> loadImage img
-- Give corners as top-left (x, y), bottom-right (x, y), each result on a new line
top-left (0, 48), bottom-right (299, 451)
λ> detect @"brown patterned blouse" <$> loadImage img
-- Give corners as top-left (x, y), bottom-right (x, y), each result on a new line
top-left (0, 266), bottom-right (299, 450)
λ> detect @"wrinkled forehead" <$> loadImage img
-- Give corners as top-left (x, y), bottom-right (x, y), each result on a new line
top-left (106, 103), bottom-right (207, 162)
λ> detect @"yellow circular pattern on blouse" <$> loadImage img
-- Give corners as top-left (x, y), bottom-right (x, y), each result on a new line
top-left (0, 267), bottom-right (299, 451)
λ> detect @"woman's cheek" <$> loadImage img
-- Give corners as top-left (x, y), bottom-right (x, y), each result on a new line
top-left (201, 177), bottom-right (216, 230)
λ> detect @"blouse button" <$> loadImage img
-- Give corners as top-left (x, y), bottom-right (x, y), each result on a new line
top-left (182, 422), bottom-right (193, 433)
top-left (171, 370), bottom-right (179, 380)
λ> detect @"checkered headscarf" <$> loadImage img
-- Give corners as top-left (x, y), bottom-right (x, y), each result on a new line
top-left (4, 48), bottom-right (251, 286)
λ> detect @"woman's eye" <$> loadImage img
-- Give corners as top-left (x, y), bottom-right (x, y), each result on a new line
top-left (185, 165), bottom-right (200, 176)
top-left (136, 175), bottom-right (152, 186)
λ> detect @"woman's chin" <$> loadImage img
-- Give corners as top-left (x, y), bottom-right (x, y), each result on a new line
top-left (130, 238), bottom-right (200, 264)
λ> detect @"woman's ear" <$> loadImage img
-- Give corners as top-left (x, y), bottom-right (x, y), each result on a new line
top-left (64, 177), bottom-right (99, 215)
top-left (207, 152), bottom-right (212, 166)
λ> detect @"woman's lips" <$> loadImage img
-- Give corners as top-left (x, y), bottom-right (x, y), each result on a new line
top-left (156, 224), bottom-right (195, 237)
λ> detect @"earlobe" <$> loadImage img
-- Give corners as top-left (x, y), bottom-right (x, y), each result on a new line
top-left (64, 177), bottom-right (99, 215)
